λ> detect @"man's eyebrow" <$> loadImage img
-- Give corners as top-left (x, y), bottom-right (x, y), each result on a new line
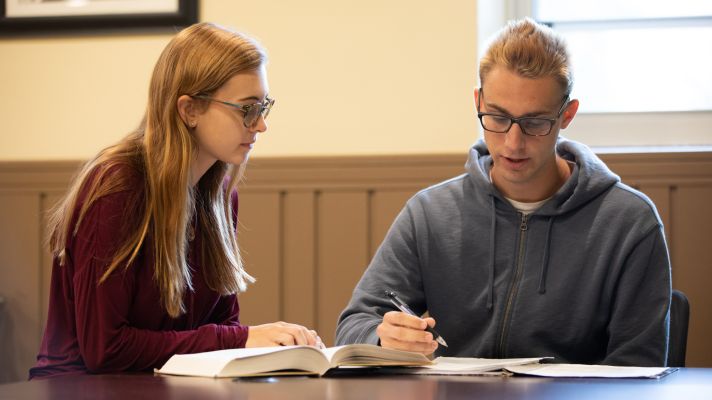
top-left (485, 101), bottom-right (553, 118)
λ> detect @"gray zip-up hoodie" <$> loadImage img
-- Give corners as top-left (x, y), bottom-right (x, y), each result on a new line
top-left (336, 138), bottom-right (671, 366)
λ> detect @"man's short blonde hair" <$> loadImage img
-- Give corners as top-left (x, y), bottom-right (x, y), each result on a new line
top-left (479, 18), bottom-right (573, 96)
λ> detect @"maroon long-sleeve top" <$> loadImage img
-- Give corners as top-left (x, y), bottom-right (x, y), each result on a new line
top-left (30, 166), bottom-right (249, 379)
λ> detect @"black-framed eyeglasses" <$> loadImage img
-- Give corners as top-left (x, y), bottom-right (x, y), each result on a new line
top-left (476, 89), bottom-right (569, 136)
top-left (192, 94), bottom-right (275, 128)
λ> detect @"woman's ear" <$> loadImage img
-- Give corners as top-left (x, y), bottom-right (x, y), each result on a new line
top-left (177, 95), bottom-right (198, 128)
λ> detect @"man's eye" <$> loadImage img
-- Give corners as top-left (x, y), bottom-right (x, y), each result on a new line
top-left (489, 115), bottom-right (510, 124)
top-left (522, 119), bottom-right (548, 129)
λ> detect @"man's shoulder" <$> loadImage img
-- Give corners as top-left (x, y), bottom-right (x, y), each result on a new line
top-left (403, 174), bottom-right (471, 209)
top-left (414, 173), bottom-right (469, 198)
top-left (600, 182), bottom-right (663, 225)
top-left (608, 182), bottom-right (658, 210)
top-left (398, 174), bottom-right (479, 223)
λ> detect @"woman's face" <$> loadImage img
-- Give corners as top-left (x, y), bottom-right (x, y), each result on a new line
top-left (192, 65), bottom-right (270, 180)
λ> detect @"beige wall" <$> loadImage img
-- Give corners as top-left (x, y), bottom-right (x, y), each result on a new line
top-left (0, 0), bottom-right (478, 161)
top-left (2, 1), bottom-right (710, 161)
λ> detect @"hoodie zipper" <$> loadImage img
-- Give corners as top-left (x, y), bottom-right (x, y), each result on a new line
top-left (496, 212), bottom-right (528, 357)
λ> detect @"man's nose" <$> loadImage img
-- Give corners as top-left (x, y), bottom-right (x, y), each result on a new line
top-left (504, 122), bottom-right (526, 150)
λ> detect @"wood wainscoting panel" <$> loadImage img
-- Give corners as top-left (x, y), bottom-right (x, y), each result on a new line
top-left (236, 192), bottom-right (282, 326)
top-left (0, 194), bottom-right (42, 382)
top-left (369, 190), bottom-right (419, 259)
top-left (281, 191), bottom-right (317, 329)
top-left (317, 191), bottom-right (370, 345)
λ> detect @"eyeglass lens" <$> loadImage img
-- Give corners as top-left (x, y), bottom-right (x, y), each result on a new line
top-left (481, 115), bottom-right (552, 136)
top-left (244, 100), bottom-right (273, 127)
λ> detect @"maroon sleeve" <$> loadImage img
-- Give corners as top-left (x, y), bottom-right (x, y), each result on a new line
top-left (70, 188), bottom-right (248, 373)
top-left (209, 295), bottom-right (242, 326)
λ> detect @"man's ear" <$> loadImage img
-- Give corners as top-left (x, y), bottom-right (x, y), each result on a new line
top-left (177, 95), bottom-right (198, 127)
top-left (474, 88), bottom-right (480, 108)
top-left (560, 99), bottom-right (579, 129)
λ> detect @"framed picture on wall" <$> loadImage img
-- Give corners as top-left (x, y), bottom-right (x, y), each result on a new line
top-left (0, 0), bottom-right (198, 35)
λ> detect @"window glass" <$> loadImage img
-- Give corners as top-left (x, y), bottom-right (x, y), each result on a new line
top-left (534, 0), bottom-right (712, 113)
top-left (535, 0), bottom-right (712, 21)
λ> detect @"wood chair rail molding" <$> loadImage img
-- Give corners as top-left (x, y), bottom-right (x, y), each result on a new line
top-left (1, 148), bottom-right (711, 190)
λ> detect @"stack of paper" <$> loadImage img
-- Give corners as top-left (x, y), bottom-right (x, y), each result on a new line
top-left (505, 363), bottom-right (674, 379)
top-left (387, 357), bottom-right (550, 376)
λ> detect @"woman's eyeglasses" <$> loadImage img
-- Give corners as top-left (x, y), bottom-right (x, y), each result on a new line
top-left (192, 94), bottom-right (275, 128)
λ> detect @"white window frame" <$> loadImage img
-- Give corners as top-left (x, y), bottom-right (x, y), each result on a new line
top-left (476, 0), bottom-right (712, 148)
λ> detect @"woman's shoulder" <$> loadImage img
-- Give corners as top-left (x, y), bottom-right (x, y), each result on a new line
top-left (77, 158), bottom-right (147, 210)
top-left (106, 153), bottom-right (144, 182)
top-left (70, 160), bottom-right (147, 243)
top-left (99, 158), bottom-right (145, 188)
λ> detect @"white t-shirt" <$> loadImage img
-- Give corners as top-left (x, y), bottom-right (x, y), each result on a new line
top-left (488, 165), bottom-right (570, 215)
top-left (504, 196), bottom-right (550, 215)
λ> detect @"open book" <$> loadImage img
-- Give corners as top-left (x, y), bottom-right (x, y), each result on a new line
top-left (155, 344), bottom-right (432, 378)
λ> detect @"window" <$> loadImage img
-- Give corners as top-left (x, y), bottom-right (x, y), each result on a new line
top-left (534, 0), bottom-right (712, 113)
top-left (476, 0), bottom-right (712, 146)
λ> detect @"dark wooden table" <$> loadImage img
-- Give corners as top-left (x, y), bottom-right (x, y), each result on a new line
top-left (1, 368), bottom-right (711, 400)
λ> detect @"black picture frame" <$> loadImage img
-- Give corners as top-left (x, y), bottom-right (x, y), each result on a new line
top-left (0, 0), bottom-right (198, 36)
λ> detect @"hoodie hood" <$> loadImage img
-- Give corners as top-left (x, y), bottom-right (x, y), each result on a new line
top-left (465, 137), bottom-right (621, 307)
top-left (465, 137), bottom-right (620, 216)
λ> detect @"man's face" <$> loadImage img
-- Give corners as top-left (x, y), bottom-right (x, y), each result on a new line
top-left (476, 66), bottom-right (577, 201)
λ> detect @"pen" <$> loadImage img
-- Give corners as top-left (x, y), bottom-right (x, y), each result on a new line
top-left (385, 290), bottom-right (448, 348)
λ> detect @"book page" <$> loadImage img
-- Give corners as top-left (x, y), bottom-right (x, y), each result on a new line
top-left (320, 345), bottom-right (348, 362)
top-left (505, 363), bottom-right (674, 378)
top-left (323, 344), bottom-right (431, 367)
top-left (157, 346), bottom-right (328, 377)
top-left (156, 345), bottom-right (431, 378)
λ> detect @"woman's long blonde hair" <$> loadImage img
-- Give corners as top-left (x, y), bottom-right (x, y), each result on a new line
top-left (48, 22), bottom-right (262, 317)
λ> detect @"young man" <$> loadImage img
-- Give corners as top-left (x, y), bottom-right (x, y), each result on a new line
top-left (335, 18), bottom-right (671, 367)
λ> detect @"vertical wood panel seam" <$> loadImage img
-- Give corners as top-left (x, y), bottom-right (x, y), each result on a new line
top-left (37, 191), bottom-right (46, 344)
top-left (278, 191), bottom-right (285, 321)
top-left (313, 190), bottom-right (320, 332)
top-left (367, 189), bottom-right (373, 260)
top-left (669, 185), bottom-right (676, 283)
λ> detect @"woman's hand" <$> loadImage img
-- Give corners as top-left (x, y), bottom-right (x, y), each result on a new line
top-left (246, 322), bottom-right (324, 348)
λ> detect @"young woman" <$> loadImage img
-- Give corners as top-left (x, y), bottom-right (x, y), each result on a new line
top-left (30, 22), bottom-right (321, 379)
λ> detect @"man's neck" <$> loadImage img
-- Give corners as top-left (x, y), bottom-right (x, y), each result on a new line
top-left (491, 156), bottom-right (572, 202)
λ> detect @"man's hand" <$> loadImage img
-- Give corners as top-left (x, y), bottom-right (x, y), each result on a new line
top-left (246, 322), bottom-right (324, 348)
top-left (376, 311), bottom-right (438, 355)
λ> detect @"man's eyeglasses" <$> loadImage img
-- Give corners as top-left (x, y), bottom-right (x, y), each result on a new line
top-left (476, 89), bottom-right (569, 136)
top-left (192, 94), bottom-right (275, 128)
